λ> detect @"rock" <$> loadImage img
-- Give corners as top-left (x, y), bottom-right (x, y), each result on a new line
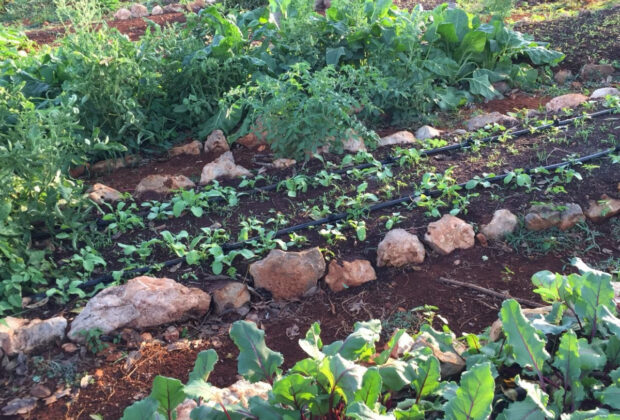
top-left (343, 134), bottom-right (366, 153)
top-left (554, 69), bottom-right (572, 85)
top-left (614, 282), bottom-right (620, 311)
top-left (114, 8), bottom-right (132, 20)
top-left (204, 130), bottom-right (230, 154)
top-left (151, 5), bottom-right (164, 15)
top-left (177, 399), bottom-right (198, 420)
top-left (451, 129), bottom-right (468, 136)
top-left (130, 3), bottom-right (149, 17)
top-left (164, 326), bottom-right (180, 343)
top-left (376, 229), bottom-right (426, 267)
top-left (466, 112), bottom-right (518, 131)
top-left (68, 276), bottom-right (211, 341)
top-left (91, 155), bottom-right (138, 174)
top-left (590, 87), bottom-right (620, 99)
top-left (272, 158), bottom-right (296, 169)
top-left (585, 195), bottom-right (620, 222)
top-left (415, 126), bottom-right (442, 140)
top-left (492, 81), bottom-right (511, 94)
top-left (476, 232), bottom-right (488, 247)
top-left (62, 342), bottom-right (78, 353)
top-left (0, 316), bottom-right (67, 356)
top-left (424, 215), bottom-right (475, 256)
top-left (163, 3), bottom-right (183, 12)
top-left (237, 132), bottom-right (267, 150)
top-left (30, 384), bottom-right (52, 399)
top-left (249, 248), bottom-right (325, 300)
top-left (558, 203), bottom-right (585, 230)
top-left (480, 209), bottom-right (518, 240)
top-left (87, 183), bottom-right (122, 204)
top-left (200, 152), bottom-right (252, 185)
top-left (1, 397), bottom-right (37, 416)
top-left (388, 330), bottom-right (415, 358)
top-left (525, 204), bottom-right (561, 231)
top-left (378, 131), bottom-right (416, 147)
top-left (580, 63), bottom-right (615, 81)
top-left (212, 282), bottom-right (251, 314)
top-left (545, 94), bottom-right (588, 113)
top-left (135, 174), bottom-right (195, 197)
top-left (169, 140), bottom-right (202, 157)
top-left (205, 379), bottom-right (271, 408)
top-left (412, 333), bottom-right (466, 377)
top-left (325, 259), bottom-right (377, 292)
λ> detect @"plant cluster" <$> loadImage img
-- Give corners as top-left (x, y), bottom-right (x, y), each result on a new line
top-left (122, 260), bottom-right (620, 419)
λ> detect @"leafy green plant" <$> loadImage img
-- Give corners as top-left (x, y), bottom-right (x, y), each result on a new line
top-left (78, 327), bottom-right (108, 354)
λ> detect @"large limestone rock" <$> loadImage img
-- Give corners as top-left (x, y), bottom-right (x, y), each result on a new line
top-left (378, 131), bottom-right (416, 147)
top-left (68, 276), bottom-right (211, 341)
top-left (480, 209), bottom-right (517, 240)
top-left (87, 183), bottom-right (122, 205)
top-left (585, 195), bottom-right (620, 222)
top-left (554, 69), bottom-right (572, 85)
top-left (91, 155), bottom-right (138, 174)
top-left (204, 130), bottom-right (230, 154)
top-left (376, 229), bottom-right (425, 267)
top-left (135, 174), bottom-right (195, 197)
top-left (545, 94), bottom-right (588, 113)
top-left (1, 316), bottom-right (66, 356)
top-left (249, 248), bottom-right (325, 299)
top-left (200, 152), bottom-right (252, 185)
top-left (558, 203), bottom-right (585, 231)
top-left (424, 215), bottom-right (475, 255)
top-left (272, 158), bottom-right (296, 169)
top-left (580, 63), bottom-right (615, 81)
top-left (130, 3), bottom-right (149, 17)
top-left (525, 203), bottom-right (584, 231)
top-left (114, 8), bottom-right (132, 20)
top-left (590, 87), bottom-right (620, 99)
top-left (169, 140), bottom-right (202, 157)
top-left (325, 259), bottom-right (376, 292)
top-left (151, 5), bottom-right (164, 15)
top-left (466, 112), bottom-right (517, 131)
top-left (412, 332), bottom-right (466, 378)
top-left (415, 125), bottom-right (442, 140)
top-left (212, 282), bottom-right (250, 314)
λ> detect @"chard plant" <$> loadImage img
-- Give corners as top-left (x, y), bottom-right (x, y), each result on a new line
top-left (122, 260), bottom-right (620, 419)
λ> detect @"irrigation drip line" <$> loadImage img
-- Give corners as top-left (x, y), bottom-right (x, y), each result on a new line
top-left (88, 107), bottom-right (614, 228)
top-left (69, 144), bottom-right (619, 293)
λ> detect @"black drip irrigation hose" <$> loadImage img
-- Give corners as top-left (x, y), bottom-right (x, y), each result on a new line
top-left (64, 144), bottom-right (619, 295)
top-left (84, 107), bottom-right (614, 229)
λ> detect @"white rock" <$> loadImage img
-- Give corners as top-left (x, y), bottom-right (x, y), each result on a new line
top-left (480, 209), bottom-right (517, 240)
top-left (590, 87), bottom-right (619, 99)
top-left (200, 152), bottom-right (252, 185)
top-left (378, 131), bottom-right (416, 147)
top-left (466, 112), bottom-right (518, 131)
top-left (204, 130), bottom-right (230, 154)
top-left (545, 94), bottom-right (588, 113)
top-left (130, 3), bottom-right (149, 18)
top-left (1, 316), bottom-right (67, 356)
top-left (272, 158), bottom-right (296, 169)
top-left (151, 5), bottom-right (164, 15)
top-left (376, 229), bottom-right (425, 267)
top-left (68, 276), bottom-right (210, 341)
top-left (135, 174), bottom-right (195, 197)
top-left (415, 125), bottom-right (442, 140)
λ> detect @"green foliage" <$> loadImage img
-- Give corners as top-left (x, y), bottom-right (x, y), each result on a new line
top-left (123, 261), bottom-right (620, 419)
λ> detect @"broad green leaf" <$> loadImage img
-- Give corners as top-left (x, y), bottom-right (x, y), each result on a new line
top-left (326, 47), bottom-right (347, 66)
top-left (299, 322), bottom-right (324, 360)
top-left (459, 30), bottom-right (487, 55)
top-left (444, 362), bottom-right (494, 420)
top-left (559, 408), bottom-right (611, 419)
top-left (229, 321), bottom-right (283, 383)
top-left (524, 46), bottom-right (564, 65)
top-left (150, 376), bottom-right (185, 419)
top-left (500, 299), bottom-right (550, 380)
top-left (552, 330), bottom-right (584, 408)
top-left (378, 359), bottom-right (416, 392)
top-left (190, 404), bottom-right (246, 420)
top-left (374, 329), bottom-right (405, 365)
top-left (443, 8), bottom-right (470, 41)
top-left (598, 305), bottom-right (620, 337)
top-left (468, 73), bottom-right (499, 100)
top-left (121, 396), bottom-right (161, 420)
top-left (346, 401), bottom-right (396, 419)
top-left (183, 380), bottom-right (215, 401)
top-left (437, 23), bottom-right (458, 43)
top-left (189, 349), bottom-right (218, 383)
top-left (329, 354), bottom-right (366, 404)
top-left (338, 320), bottom-right (381, 361)
top-left (497, 376), bottom-right (554, 420)
top-left (577, 337), bottom-right (607, 371)
top-left (596, 384), bottom-right (620, 409)
top-left (410, 350), bottom-right (441, 399)
top-left (354, 368), bottom-right (382, 408)
top-left (272, 373), bottom-right (317, 409)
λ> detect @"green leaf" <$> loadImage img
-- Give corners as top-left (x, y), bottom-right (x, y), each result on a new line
top-left (468, 73), bottom-right (499, 100)
top-left (172, 200), bottom-right (186, 217)
top-left (577, 338), bottom-right (607, 371)
top-left (552, 330), bottom-right (584, 408)
top-left (596, 384), bottom-right (620, 410)
top-left (183, 380), bottom-right (215, 401)
top-left (299, 322), bottom-right (324, 360)
top-left (229, 320), bottom-right (283, 383)
top-left (346, 401), bottom-right (396, 419)
top-left (150, 376), bottom-right (185, 419)
top-left (354, 368), bottom-right (382, 408)
top-left (559, 409), bottom-right (611, 419)
top-left (189, 349), bottom-right (218, 383)
top-left (437, 23), bottom-right (458, 43)
top-left (410, 351), bottom-right (441, 400)
top-left (444, 362), bottom-right (494, 420)
top-left (500, 299), bottom-right (550, 381)
top-left (272, 373), bottom-right (317, 409)
top-left (121, 396), bottom-right (161, 420)
top-left (326, 47), bottom-right (347, 66)
top-left (338, 320), bottom-right (381, 361)
top-left (374, 329), bottom-right (405, 365)
top-left (498, 376), bottom-right (554, 420)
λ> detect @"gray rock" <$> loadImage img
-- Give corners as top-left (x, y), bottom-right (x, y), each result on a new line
top-left (590, 87), bottom-right (619, 99)
top-left (554, 69), bottom-right (572, 85)
top-left (114, 8), bottom-right (132, 20)
top-left (378, 131), bottom-right (416, 147)
top-left (200, 152), bottom-right (252, 185)
top-left (130, 3), bottom-right (149, 17)
top-left (525, 204), bottom-right (561, 231)
top-left (480, 209), bottom-right (518, 240)
top-left (151, 5), bottom-right (164, 15)
top-left (135, 174), bottom-right (195, 197)
top-left (580, 63), bottom-right (615, 81)
top-left (466, 112), bottom-right (518, 131)
top-left (1, 316), bottom-right (67, 356)
top-left (415, 125), bottom-right (442, 140)
top-left (68, 276), bottom-right (211, 341)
